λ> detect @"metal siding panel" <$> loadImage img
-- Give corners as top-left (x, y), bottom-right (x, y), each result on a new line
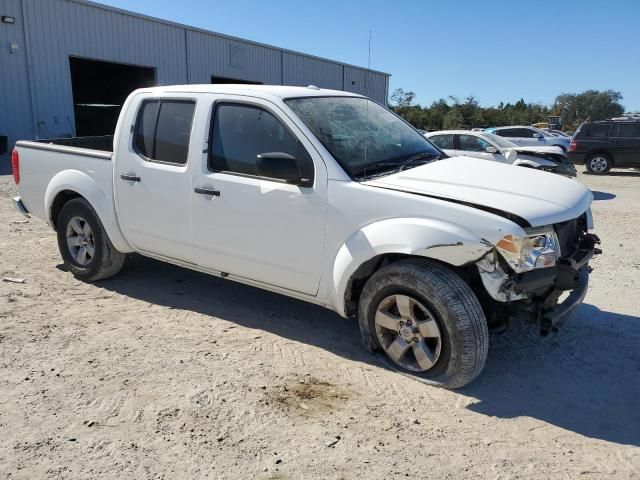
top-left (282, 52), bottom-right (343, 89)
top-left (343, 66), bottom-right (387, 104)
top-left (7, 0), bottom-right (390, 144)
top-left (0, 0), bottom-right (34, 150)
top-left (186, 30), bottom-right (281, 85)
top-left (23, 0), bottom-right (187, 137)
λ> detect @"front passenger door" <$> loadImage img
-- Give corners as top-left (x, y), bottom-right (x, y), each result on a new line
top-left (190, 98), bottom-right (328, 295)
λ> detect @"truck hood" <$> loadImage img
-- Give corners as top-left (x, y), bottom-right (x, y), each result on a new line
top-left (363, 156), bottom-right (592, 227)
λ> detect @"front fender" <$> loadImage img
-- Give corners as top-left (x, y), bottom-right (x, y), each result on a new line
top-left (330, 217), bottom-right (493, 316)
top-left (45, 170), bottom-right (132, 252)
top-left (513, 158), bottom-right (555, 169)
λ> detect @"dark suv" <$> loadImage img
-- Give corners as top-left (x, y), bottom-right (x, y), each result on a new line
top-left (568, 118), bottom-right (640, 174)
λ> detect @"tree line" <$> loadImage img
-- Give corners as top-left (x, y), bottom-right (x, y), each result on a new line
top-left (388, 89), bottom-right (626, 132)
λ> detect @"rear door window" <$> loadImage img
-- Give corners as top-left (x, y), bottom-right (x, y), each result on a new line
top-left (515, 128), bottom-right (536, 138)
top-left (496, 128), bottom-right (516, 137)
top-left (134, 99), bottom-right (195, 165)
top-left (588, 123), bottom-right (610, 138)
top-left (429, 134), bottom-right (453, 149)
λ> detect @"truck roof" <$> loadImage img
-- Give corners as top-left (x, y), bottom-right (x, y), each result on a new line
top-left (135, 84), bottom-right (365, 101)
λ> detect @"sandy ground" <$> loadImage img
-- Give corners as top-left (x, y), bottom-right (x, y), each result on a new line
top-left (0, 167), bottom-right (639, 479)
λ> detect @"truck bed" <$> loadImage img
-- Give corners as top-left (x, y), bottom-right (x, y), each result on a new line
top-left (31, 135), bottom-right (114, 153)
top-left (15, 138), bottom-right (114, 226)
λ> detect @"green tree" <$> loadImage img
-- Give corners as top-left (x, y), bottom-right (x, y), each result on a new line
top-left (443, 108), bottom-right (464, 129)
top-left (553, 90), bottom-right (624, 129)
top-left (389, 88), bottom-right (417, 107)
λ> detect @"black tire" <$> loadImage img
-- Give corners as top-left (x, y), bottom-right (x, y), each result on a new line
top-left (358, 259), bottom-right (488, 389)
top-left (56, 198), bottom-right (126, 281)
top-left (585, 152), bottom-right (612, 174)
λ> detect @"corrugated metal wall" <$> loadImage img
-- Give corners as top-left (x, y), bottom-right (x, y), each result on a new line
top-left (0, 0), bottom-right (390, 150)
top-left (0, 0), bottom-right (34, 154)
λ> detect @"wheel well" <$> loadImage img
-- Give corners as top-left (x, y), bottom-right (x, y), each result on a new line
top-left (342, 253), bottom-right (472, 318)
top-left (587, 149), bottom-right (614, 164)
top-left (50, 190), bottom-right (82, 230)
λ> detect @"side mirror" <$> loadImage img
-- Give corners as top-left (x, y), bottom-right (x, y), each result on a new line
top-left (256, 152), bottom-right (306, 186)
top-left (532, 133), bottom-right (542, 138)
top-left (485, 146), bottom-right (498, 154)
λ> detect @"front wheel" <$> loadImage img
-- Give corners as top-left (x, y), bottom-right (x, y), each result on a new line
top-left (358, 259), bottom-right (488, 389)
top-left (56, 198), bottom-right (126, 281)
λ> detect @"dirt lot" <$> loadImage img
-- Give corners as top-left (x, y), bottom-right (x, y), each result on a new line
top-left (0, 169), bottom-right (638, 479)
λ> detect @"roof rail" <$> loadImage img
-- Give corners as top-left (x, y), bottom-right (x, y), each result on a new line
top-left (610, 116), bottom-right (640, 121)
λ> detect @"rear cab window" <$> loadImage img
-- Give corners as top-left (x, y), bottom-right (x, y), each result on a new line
top-left (134, 99), bottom-right (196, 165)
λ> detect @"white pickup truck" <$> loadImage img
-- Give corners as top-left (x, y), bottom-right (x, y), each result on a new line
top-left (12, 85), bottom-right (601, 388)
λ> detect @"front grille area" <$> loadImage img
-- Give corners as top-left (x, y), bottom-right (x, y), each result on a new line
top-left (554, 213), bottom-right (588, 258)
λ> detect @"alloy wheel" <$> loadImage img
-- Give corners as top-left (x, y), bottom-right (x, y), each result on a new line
top-left (374, 294), bottom-right (442, 372)
top-left (66, 216), bottom-right (95, 266)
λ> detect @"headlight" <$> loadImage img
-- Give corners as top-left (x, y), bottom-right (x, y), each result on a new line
top-left (495, 227), bottom-right (560, 273)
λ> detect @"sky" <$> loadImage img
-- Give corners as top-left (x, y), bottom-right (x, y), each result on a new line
top-left (100, 0), bottom-right (640, 111)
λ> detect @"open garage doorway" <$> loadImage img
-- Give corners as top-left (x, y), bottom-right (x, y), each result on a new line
top-left (211, 75), bottom-right (262, 85)
top-left (69, 57), bottom-right (156, 137)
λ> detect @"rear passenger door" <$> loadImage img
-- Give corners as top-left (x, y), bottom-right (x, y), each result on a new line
top-left (610, 123), bottom-right (640, 165)
top-left (115, 95), bottom-right (196, 260)
top-left (190, 97), bottom-right (328, 295)
top-left (428, 134), bottom-right (455, 156)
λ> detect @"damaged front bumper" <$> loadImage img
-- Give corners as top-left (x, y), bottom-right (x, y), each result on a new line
top-left (477, 232), bottom-right (601, 334)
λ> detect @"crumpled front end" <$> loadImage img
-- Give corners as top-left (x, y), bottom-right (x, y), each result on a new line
top-left (475, 211), bottom-right (601, 334)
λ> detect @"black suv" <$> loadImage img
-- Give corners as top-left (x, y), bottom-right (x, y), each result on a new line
top-left (568, 118), bottom-right (640, 174)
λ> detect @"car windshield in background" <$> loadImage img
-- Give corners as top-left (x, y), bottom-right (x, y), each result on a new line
top-left (285, 96), bottom-right (442, 179)
top-left (483, 132), bottom-right (517, 149)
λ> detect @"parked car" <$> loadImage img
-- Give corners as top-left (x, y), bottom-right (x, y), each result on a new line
top-left (11, 85), bottom-right (600, 388)
top-left (568, 118), bottom-right (640, 174)
top-left (486, 126), bottom-right (571, 151)
top-left (426, 130), bottom-right (576, 177)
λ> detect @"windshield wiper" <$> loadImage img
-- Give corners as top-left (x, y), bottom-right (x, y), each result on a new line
top-left (400, 152), bottom-right (443, 170)
top-left (353, 152), bottom-right (442, 180)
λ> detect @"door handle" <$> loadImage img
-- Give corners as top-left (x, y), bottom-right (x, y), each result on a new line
top-left (120, 173), bottom-right (141, 182)
top-left (194, 187), bottom-right (220, 197)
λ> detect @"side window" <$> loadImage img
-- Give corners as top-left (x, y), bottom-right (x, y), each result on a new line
top-left (588, 124), bottom-right (610, 138)
top-left (134, 100), bottom-right (195, 165)
top-left (496, 128), bottom-right (515, 138)
top-left (209, 103), bottom-right (313, 181)
top-left (134, 101), bottom-right (160, 158)
top-left (516, 128), bottom-right (536, 138)
top-left (459, 134), bottom-right (491, 152)
top-left (429, 134), bottom-right (453, 149)
top-left (613, 123), bottom-right (640, 137)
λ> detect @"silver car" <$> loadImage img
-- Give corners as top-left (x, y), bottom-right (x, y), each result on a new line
top-left (426, 130), bottom-right (576, 177)
top-left (486, 126), bottom-right (571, 151)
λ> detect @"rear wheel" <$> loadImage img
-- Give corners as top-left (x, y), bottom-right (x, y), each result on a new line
top-left (358, 259), bottom-right (488, 389)
top-left (56, 198), bottom-right (125, 281)
top-left (586, 153), bottom-right (612, 174)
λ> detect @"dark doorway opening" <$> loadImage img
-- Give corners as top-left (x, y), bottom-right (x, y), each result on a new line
top-left (211, 75), bottom-right (262, 85)
top-left (69, 57), bottom-right (156, 137)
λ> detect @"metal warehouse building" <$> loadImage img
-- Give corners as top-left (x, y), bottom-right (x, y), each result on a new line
top-left (0, 0), bottom-right (390, 157)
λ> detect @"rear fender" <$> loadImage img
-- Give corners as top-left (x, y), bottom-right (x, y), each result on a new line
top-left (331, 217), bottom-right (493, 316)
top-left (44, 170), bottom-right (132, 252)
